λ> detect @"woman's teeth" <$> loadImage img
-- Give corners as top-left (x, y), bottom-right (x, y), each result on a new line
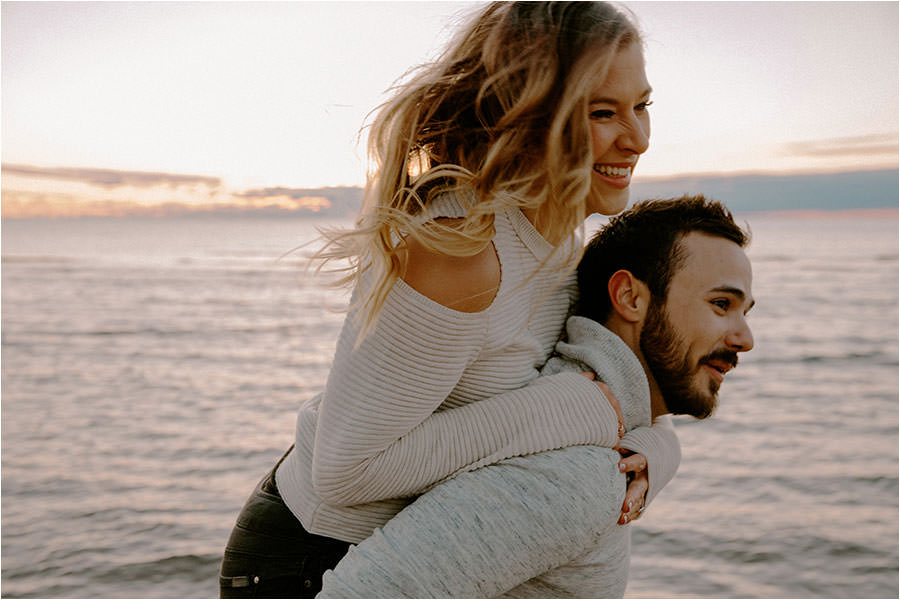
top-left (594, 165), bottom-right (631, 177)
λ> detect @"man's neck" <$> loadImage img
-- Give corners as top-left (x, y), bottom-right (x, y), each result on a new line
top-left (603, 317), bottom-right (668, 420)
top-left (638, 356), bottom-right (668, 420)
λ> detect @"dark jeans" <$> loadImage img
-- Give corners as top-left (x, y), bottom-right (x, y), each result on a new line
top-left (219, 450), bottom-right (351, 598)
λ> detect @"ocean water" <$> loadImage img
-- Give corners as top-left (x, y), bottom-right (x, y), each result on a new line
top-left (2, 211), bottom-right (897, 598)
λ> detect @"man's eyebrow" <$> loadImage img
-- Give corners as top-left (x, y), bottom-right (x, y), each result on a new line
top-left (589, 87), bottom-right (653, 105)
top-left (711, 286), bottom-right (756, 311)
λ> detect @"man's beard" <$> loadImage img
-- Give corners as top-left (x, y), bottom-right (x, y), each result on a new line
top-left (640, 301), bottom-right (738, 419)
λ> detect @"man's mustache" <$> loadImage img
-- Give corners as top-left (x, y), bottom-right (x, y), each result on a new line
top-left (700, 348), bottom-right (739, 370)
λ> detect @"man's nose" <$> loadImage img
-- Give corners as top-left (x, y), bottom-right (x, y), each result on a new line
top-left (726, 318), bottom-right (754, 352)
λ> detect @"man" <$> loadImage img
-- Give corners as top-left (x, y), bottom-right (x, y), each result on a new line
top-left (318, 196), bottom-right (755, 598)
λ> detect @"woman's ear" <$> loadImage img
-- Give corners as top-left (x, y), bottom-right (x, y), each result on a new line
top-left (607, 270), bottom-right (649, 323)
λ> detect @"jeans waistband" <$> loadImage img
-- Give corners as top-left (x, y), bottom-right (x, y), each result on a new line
top-left (262, 444), bottom-right (294, 496)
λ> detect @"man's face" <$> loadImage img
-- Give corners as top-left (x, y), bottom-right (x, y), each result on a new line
top-left (640, 232), bottom-right (755, 418)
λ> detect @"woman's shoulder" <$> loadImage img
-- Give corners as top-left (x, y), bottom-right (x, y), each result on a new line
top-left (400, 220), bottom-right (500, 313)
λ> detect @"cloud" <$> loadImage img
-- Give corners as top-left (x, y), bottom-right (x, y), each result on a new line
top-left (1, 189), bottom-right (210, 218)
top-left (235, 186), bottom-right (356, 199)
top-left (783, 133), bottom-right (899, 158)
top-left (1, 163), bottom-right (231, 217)
top-left (0, 172), bottom-right (365, 218)
top-left (1, 163), bottom-right (222, 189)
top-left (233, 186), bottom-right (362, 216)
top-left (236, 192), bottom-right (332, 212)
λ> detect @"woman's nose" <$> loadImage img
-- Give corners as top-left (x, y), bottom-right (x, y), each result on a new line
top-left (617, 113), bottom-right (650, 156)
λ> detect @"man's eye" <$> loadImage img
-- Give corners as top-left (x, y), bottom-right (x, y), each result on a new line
top-left (590, 109), bottom-right (614, 119)
top-left (635, 100), bottom-right (653, 112)
top-left (712, 299), bottom-right (730, 310)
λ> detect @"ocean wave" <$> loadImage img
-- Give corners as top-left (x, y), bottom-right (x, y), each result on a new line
top-left (796, 535), bottom-right (890, 559)
top-left (5, 319), bottom-right (344, 340)
top-left (769, 474), bottom-right (899, 497)
top-left (10, 554), bottom-right (225, 599)
top-left (5, 327), bottom-right (202, 338)
top-left (748, 349), bottom-right (897, 365)
top-left (92, 553), bottom-right (222, 584)
top-left (1, 255), bottom-right (79, 264)
top-left (751, 254), bottom-right (796, 263)
top-left (800, 353), bottom-right (896, 365)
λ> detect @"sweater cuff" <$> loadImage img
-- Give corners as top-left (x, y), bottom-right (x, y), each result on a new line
top-left (555, 371), bottom-right (623, 450)
top-left (619, 415), bottom-right (681, 506)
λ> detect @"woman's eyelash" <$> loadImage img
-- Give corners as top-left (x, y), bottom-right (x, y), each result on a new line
top-left (590, 101), bottom-right (652, 118)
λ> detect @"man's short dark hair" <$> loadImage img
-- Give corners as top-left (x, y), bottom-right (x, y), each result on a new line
top-left (576, 195), bottom-right (750, 323)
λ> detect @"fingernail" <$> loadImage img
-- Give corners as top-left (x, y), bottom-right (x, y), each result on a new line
top-left (627, 501), bottom-right (633, 511)
top-left (618, 463), bottom-right (626, 472)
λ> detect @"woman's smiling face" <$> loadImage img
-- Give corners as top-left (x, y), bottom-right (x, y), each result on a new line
top-left (585, 42), bottom-right (652, 217)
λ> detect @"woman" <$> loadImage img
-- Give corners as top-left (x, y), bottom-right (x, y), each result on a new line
top-left (220, 2), bottom-right (678, 597)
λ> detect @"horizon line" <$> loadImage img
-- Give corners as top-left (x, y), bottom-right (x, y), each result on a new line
top-left (3, 161), bottom-right (898, 192)
top-left (3, 162), bottom-right (897, 219)
top-left (4, 206), bottom-right (897, 222)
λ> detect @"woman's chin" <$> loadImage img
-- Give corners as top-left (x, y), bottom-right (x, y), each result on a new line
top-left (585, 186), bottom-right (630, 217)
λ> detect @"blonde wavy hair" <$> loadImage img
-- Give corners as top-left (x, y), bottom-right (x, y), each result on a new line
top-left (316, 1), bottom-right (642, 338)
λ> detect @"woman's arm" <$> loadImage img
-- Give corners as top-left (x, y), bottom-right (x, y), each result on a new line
top-left (313, 304), bottom-right (621, 505)
top-left (312, 240), bottom-right (622, 507)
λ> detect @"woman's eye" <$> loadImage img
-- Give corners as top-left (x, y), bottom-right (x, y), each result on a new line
top-left (590, 109), bottom-right (615, 120)
top-left (635, 100), bottom-right (653, 112)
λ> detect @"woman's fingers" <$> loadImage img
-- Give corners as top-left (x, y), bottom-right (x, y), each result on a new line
top-left (617, 452), bottom-right (649, 525)
top-left (617, 451), bottom-right (648, 474)
top-left (618, 470), bottom-right (649, 524)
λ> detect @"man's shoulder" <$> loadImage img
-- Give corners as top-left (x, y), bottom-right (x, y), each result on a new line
top-left (448, 446), bottom-right (625, 522)
top-left (500, 445), bottom-right (623, 493)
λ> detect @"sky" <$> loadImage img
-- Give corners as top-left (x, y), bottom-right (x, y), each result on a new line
top-left (2, 1), bottom-right (898, 215)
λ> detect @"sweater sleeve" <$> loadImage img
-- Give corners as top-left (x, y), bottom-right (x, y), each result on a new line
top-left (312, 282), bottom-right (621, 507)
top-left (619, 414), bottom-right (681, 506)
top-left (317, 446), bottom-right (627, 599)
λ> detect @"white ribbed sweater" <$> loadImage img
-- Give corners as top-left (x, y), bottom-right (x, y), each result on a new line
top-left (276, 197), bottom-right (670, 543)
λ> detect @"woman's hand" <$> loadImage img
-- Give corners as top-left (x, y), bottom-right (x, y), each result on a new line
top-left (578, 372), bottom-right (642, 522)
top-left (579, 373), bottom-right (624, 450)
top-left (617, 450), bottom-right (649, 524)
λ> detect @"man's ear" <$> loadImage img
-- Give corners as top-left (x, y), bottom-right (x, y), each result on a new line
top-left (607, 270), bottom-right (649, 323)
